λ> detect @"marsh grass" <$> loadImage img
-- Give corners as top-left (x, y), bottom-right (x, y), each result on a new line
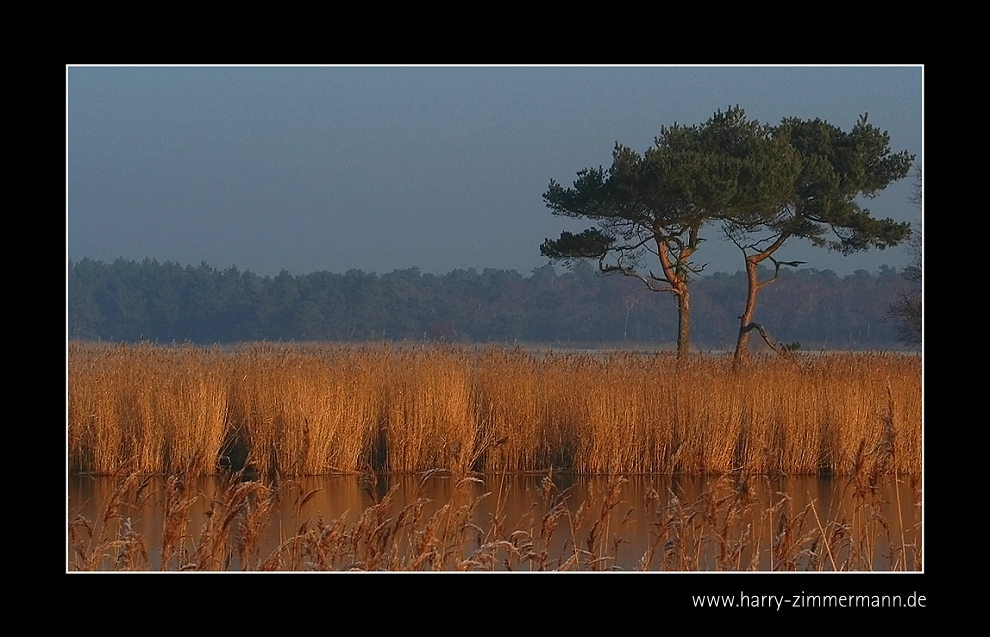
top-left (68, 342), bottom-right (921, 477)
top-left (69, 344), bottom-right (227, 475)
top-left (68, 457), bottom-right (920, 571)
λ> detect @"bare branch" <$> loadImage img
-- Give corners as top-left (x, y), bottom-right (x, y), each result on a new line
top-left (740, 322), bottom-right (792, 355)
top-left (769, 257), bottom-right (806, 268)
top-left (647, 270), bottom-right (673, 285)
top-left (601, 262), bottom-right (674, 294)
top-left (753, 255), bottom-right (804, 292)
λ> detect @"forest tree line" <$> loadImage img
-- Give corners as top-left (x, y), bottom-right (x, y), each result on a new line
top-left (67, 257), bottom-right (918, 350)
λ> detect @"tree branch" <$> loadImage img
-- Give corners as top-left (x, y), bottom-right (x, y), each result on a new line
top-left (600, 261), bottom-right (674, 294)
top-left (740, 322), bottom-right (792, 355)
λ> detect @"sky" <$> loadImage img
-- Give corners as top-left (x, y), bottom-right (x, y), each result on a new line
top-left (67, 66), bottom-right (923, 278)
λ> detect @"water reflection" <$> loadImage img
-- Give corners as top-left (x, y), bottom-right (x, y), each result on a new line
top-left (67, 471), bottom-right (921, 571)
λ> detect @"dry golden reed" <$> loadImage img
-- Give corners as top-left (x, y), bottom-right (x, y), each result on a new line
top-left (69, 465), bottom-right (921, 571)
top-left (68, 342), bottom-right (922, 477)
top-left (69, 343), bottom-right (227, 475)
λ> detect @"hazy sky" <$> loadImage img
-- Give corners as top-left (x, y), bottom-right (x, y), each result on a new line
top-left (67, 66), bottom-right (923, 278)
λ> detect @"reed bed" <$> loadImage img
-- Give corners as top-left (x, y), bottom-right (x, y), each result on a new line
top-left (67, 342), bottom-right (922, 476)
top-left (225, 345), bottom-right (385, 476)
top-left (68, 460), bottom-right (922, 571)
top-left (69, 343), bottom-right (228, 475)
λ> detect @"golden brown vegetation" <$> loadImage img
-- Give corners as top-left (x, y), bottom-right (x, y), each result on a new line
top-left (68, 458), bottom-right (922, 571)
top-left (68, 342), bottom-right (921, 477)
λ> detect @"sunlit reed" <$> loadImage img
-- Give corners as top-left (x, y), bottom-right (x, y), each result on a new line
top-left (68, 342), bottom-right (921, 476)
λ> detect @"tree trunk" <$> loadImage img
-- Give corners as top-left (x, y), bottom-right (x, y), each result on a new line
top-left (677, 290), bottom-right (690, 357)
top-left (733, 258), bottom-right (760, 362)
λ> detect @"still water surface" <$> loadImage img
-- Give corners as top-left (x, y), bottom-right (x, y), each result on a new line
top-left (68, 471), bottom-right (921, 571)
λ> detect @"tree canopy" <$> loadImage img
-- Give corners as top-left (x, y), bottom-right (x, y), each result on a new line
top-left (67, 257), bottom-right (915, 348)
top-left (540, 108), bottom-right (914, 358)
top-left (541, 107), bottom-right (800, 355)
top-left (725, 113), bottom-right (914, 359)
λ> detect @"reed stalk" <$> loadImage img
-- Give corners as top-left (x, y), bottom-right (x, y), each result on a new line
top-left (68, 342), bottom-right (922, 477)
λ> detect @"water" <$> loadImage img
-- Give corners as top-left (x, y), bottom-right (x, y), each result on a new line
top-left (67, 471), bottom-right (921, 571)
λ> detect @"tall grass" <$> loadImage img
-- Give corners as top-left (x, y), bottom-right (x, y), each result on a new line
top-left (68, 343), bottom-right (227, 475)
top-left (68, 342), bottom-right (922, 476)
top-left (225, 345), bottom-right (384, 476)
top-left (68, 463), bottom-right (922, 571)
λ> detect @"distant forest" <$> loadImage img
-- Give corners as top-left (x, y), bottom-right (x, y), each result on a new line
top-left (67, 258), bottom-right (918, 350)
